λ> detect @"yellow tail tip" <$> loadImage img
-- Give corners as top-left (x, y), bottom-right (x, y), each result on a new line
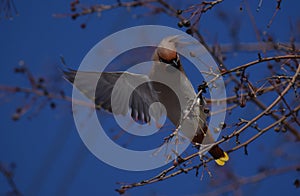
top-left (220, 152), bottom-right (229, 161)
top-left (214, 152), bottom-right (229, 166)
top-left (215, 159), bottom-right (226, 166)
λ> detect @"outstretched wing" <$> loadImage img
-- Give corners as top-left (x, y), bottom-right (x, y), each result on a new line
top-left (63, 69), bottom-right (161, 123)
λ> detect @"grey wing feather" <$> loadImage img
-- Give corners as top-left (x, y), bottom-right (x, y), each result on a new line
top-left (63, 69), bottom-right (161, 123)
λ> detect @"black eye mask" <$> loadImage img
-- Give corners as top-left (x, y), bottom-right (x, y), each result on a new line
top-left (158, 54), bottom-right (180, 69)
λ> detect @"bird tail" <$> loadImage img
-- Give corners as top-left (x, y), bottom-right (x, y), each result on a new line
top-left (208, 145), bottom-right (229, 166)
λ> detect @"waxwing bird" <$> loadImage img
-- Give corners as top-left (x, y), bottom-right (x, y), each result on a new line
top-left (63, 36), bottom-right (229, 166)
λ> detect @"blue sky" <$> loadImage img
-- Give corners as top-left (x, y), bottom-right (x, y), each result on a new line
top-left (1, 0), bottom-right (300, 195)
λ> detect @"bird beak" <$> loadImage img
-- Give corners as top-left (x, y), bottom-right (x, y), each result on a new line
top-left (171, 59), bottom-right (179, 68)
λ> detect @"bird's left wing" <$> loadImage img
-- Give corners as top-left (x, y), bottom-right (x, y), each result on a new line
top-left (63, 69), bottom-right (162, 123)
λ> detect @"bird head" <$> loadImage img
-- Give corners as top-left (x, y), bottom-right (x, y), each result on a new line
top-left (152, 36), bottom-right (184, 72)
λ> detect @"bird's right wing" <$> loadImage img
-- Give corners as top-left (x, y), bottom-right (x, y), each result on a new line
top-left (63, 69), bottom-right (162, 123)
